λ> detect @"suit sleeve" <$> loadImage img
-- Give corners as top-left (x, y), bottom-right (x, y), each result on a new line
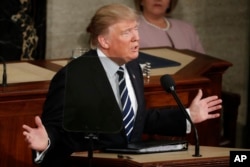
top-left (143, 108), bottom-right (187, 136)
top-left (40, 67), bottom-right (88, 166)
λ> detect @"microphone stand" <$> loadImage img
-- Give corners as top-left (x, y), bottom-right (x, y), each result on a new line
top-left (0, 56), bottom-right (7, 87)
top-left (85, 133), bottom-right (98, 167)
top-left (169, 86), bottom-right (202, 157)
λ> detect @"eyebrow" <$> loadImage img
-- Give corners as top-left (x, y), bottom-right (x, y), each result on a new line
top-left (121, 24), bottom-right (139, 32)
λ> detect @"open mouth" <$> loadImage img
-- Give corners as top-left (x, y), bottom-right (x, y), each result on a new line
top-left (132, 45), bottom-right (139, 52)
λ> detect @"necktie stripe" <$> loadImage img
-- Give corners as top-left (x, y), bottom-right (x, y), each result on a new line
top-left (125, 115), bottom-right (134, 127)
top-left (123, 106), bottom-right (133, 120)
top-left (117, 67), bottom-right (135, 141)
top-left (122, 97), bottom-right (129, 111)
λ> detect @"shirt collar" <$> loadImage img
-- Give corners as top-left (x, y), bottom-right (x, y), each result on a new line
top-left (97, 48), bottom-right (124, 78)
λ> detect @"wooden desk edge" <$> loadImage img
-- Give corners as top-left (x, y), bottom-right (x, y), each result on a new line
top-left (71, 146), bottom-right (250, 167)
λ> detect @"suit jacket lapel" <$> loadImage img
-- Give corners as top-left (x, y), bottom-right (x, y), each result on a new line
top-left (126, 61), bottom-right (144, 116)
top-left (88, 52), bottom-right (120, 110)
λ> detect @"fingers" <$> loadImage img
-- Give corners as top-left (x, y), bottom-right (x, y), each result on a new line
top-left (201, 94), bottom-right (222, 111)
top-left (22, 124), bottom-right (32, 132)
top-left (23, 126), bottom-right (32, 140)
top-left (23, 131), bottom-right (31, 144)
top-left (22, 116), bottom-right (40, 142)
top-left (196, 89), bottom-right (223, 105)
top-left (22, 116), bottom-right (41, 133)
top-left (206, 98), bottom-right (222, 113)
top-left (207, 99), bottom-right (222, 107)
top-left (203, 95), bottom-right (219, 103)
top-left (23, 130), bottom-right (29, 136)
top-left (207, 105), bottom-right (222, 113)
top-left (22, 116), bottom-right (42, 132)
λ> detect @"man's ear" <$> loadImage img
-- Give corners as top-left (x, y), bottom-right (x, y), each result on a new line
top-left (97, 35), bottom-right (110, 49)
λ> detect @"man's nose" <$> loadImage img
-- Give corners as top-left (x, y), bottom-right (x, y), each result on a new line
top-left (132, 30), bottom-right (139, 41)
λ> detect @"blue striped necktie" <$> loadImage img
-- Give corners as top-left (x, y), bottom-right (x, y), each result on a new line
top-left (117, 67), bottom-right (135, 141)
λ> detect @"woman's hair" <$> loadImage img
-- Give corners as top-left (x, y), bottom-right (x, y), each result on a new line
top-left (134, 0), bottom-right (178, 15)
top-left (86, 3), bottom-right (138, 48)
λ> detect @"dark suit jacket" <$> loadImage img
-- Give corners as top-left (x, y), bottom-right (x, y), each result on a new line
top-left (39, 49), bottom-right (186, 167)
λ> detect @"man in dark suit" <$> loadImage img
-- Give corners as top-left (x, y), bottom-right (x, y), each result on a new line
top-left (22, 4), bottom-right (222, 167)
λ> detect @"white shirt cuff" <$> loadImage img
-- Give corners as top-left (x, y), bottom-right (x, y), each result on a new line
top-left (186, 108), bottom-right (191, 134)
top-left (34, 138), bottom-right (51, 164)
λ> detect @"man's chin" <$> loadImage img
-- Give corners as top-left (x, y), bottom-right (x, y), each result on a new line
top-left (131, 52), bottom-right (139, 60)
top-left (133, 50), bottom-right (139, 58)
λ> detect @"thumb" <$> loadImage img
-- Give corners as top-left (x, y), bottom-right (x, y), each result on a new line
top-left (193, 89), bottom-right (203, 101)
top-left (35, 116), bottom-right (43, 128)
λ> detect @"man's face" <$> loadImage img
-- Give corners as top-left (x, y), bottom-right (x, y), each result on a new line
top-left (104, 20), bottom-right (140, 65)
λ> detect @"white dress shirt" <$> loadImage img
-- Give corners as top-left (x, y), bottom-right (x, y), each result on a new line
top-left (97, 49), bottom-right (138, 116)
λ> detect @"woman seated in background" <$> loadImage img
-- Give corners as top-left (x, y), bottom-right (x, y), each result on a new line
top-left (134, 0), bottom-right (238, 147)
top-left (134, 0), bottom-right (205, 53)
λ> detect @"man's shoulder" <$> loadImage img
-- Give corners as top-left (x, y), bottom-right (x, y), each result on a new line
top-left (68, 49), bottom-right (99, 66)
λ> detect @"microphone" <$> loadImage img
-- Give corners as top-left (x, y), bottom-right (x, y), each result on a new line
top-left (0, 56), bottom-right (7, 87)
top-left (160, 74), bottom-right (201, 157)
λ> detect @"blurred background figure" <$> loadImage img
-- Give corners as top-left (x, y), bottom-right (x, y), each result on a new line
top-left (134, 0), bottom-right (204, 53)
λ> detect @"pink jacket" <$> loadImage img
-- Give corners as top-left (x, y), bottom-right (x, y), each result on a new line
top-left (138, 15), bottom-right (205, 54)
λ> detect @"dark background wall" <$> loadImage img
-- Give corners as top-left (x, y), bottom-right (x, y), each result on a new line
top-left (0, 0), bottom-right (46, 61)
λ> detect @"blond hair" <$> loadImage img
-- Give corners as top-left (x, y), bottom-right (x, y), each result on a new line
top-left (86, 3), bottom-right (138, 48)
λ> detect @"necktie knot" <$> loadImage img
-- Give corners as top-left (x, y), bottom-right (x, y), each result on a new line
top-left (117, 67), bottom-right (124, 79)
